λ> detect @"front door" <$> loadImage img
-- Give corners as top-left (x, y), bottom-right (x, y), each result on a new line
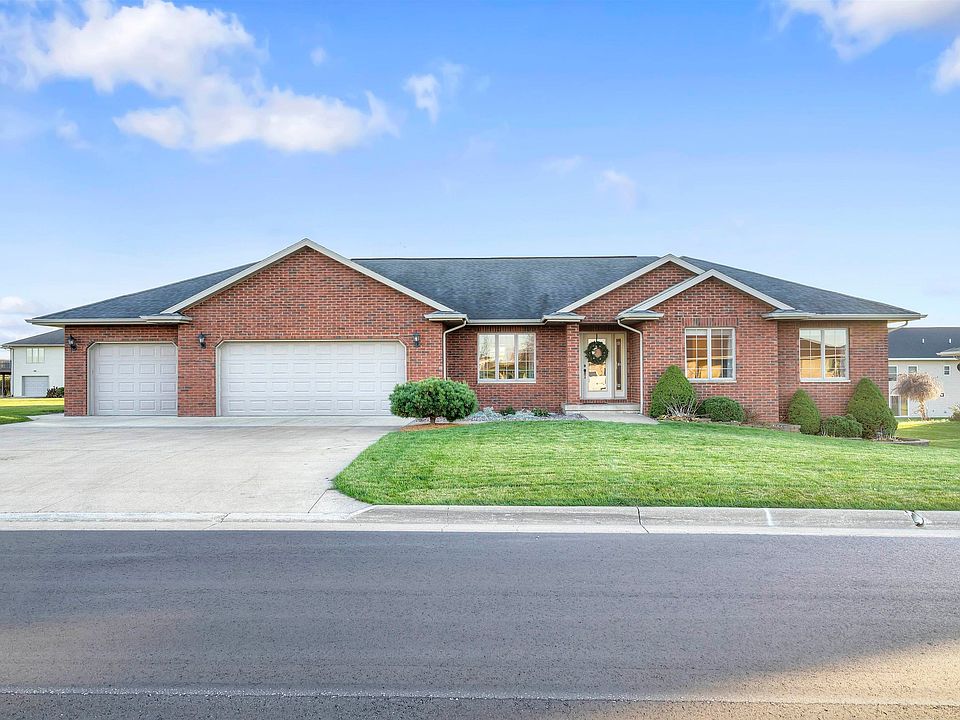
top-left (581, 333), bottom-right (626, 400)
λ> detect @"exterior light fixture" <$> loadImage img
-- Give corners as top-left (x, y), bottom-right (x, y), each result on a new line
top-left (198, 332), bottom-right (207, 349)
top-left (67, 335), bottom-right (77, 351)
top-left (412, 332), bottom-right (421, 348)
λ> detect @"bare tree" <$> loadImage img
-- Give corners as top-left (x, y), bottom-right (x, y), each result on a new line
top-left (893, 372), bottom-right (942, 421)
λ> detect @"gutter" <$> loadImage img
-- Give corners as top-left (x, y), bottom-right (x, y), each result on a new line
top-left (28, 314), bottom-right (193, 327)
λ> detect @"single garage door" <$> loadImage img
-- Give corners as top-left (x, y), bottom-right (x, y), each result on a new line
top-left (218, 341), bottom-right (406, 416)
top-left (22, 376), bottom-right (49, 398)
top-left (90, 343), bottom-right (178, 415)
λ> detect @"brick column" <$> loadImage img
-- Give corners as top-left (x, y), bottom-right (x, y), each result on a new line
top-left (564, 323), bottom-right (581, 408)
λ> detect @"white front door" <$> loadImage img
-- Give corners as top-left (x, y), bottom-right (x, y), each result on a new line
top-left (580, 333), bottom-right (627, 400)
top-left (218, 341), bottom-right (406, 416)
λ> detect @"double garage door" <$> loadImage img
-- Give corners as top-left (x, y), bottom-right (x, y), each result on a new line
top-left (218, 341), bottom-right (405, 416)
top-left (89, 341), bottom-right (405, 416)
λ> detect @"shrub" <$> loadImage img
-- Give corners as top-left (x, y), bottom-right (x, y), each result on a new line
top-left (787, 389), bottom-right (821, 435)
top-left (699, 396), bottom-right (746, 423)
top-left (847, 377), bottom-right (897, 439)
top-left (649, 365), bottom-right (697, 418)
top-left (389, 378), bottom-right (478, 423)
top-left (501, 405), bottom-right (516, 416)
top-left (531, 407), bottom-right (550, 417)
top-left (821, 414), bottom-right (864, 438)
top-left (951, 405), bottom-right (960, 422)
top-left (45, 386), bottom-right (64, 398)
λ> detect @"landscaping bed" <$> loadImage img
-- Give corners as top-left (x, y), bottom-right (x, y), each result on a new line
top-left (335, 420), bottom-right (960, 509)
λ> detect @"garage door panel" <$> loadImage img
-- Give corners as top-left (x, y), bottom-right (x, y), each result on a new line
top-left (91, 343), bottom-right (177, 416)
top-left (219, 341), bottom-right (405, 416)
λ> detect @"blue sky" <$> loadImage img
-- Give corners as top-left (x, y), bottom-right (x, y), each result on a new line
top-left (2, 0), bottom-right (960, 356)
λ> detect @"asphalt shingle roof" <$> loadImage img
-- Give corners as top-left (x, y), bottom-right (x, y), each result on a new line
top-left (2, 329), bottom-right (64, 347)
top-left (888, 327), bottom-right (960, 359)
top-left (34, 252), bottom-right (921, 323)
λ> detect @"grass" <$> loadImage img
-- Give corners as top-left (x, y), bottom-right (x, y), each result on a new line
top-left (0, 398), bottom-right (64, 425)
top-left (335, 420), bottom-right (960, 510)
top-left (897, 419), bottom-right (960, 449)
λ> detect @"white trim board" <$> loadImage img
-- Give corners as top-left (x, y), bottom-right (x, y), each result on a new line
top-left (163, 239), bottom-right (454, 314)
top-left (625, 269), bottom-right (793, 314)
top-left (556, 255), bottom-right (705, 313)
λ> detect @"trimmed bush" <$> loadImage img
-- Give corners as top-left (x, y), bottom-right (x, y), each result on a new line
top-left (699, 396), bottom-right (746, 423)
top-left (389, 378), bottom-right (478, 423)
top-left (787, 389), bottom-right (821, 435)
top-left (847, 377), bottom-right (897, 439)
top-left (821, 414), bottom-right (863, 438)
top-left (45, 386), bottom-right (64, 398)
top-left (649, 365), bottom-right (697, 418)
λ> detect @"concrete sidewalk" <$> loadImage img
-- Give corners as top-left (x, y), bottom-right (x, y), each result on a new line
top-left (1, 504), bottom-right (957, 536)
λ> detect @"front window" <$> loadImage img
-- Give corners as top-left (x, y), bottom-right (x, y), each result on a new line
top-left (685, 328), bottom-right (735, 381)
top-left (890, 395), bottom-right (909, 416)
top-left (888, 365), bottom-right (898, 382)
top-left (478, 333), bottom-right (535, 382)
top-left (800, 328), bottom-right (848, 381)
top-left (946, 365), bottom-right (951, 376)
top-left (26, 348), bottom-right (44, 364)
top-left (908, 365), bottom-right (918, 375)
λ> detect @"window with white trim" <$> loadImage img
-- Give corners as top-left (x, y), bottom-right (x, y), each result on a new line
top-left (945, 365), bottom-right (951, 376)
top-left (888, 365), bottom-right (898, 382)
top-left (800, 328), bottom-right (848, 381)
top-left (25, 348), bottom-right (44, 364)
top-left (478, 333), bottom-right (535, 382)
top-left (684, 328), bottom-right (735, 381)
top-left (908, 365), bottom-right (918, 375)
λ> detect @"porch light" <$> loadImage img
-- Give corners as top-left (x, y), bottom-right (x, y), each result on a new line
top-left (412, 331), bottom-right (421, 348)
top-left (198, 332), bottom-right (207, 349)
top-left (67, 335), bottom-right (77, 351)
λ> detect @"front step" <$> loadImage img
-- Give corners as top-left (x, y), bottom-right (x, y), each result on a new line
top-left (564, 403), bottom-right (641, 413)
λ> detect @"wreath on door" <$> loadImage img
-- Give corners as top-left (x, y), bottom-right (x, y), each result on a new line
top-left (585, 340), bottom-right (609, 365)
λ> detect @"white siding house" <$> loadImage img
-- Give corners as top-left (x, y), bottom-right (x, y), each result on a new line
top-left (888, 327), bottom-right (960, 418)
top-left (1, 329), bottom-right (65, 398)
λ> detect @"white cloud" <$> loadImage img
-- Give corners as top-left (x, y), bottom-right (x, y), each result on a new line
top-left (0, 296), bottom-right (45, 348)
top-left (543, 155), bottom-right (583, 175)
top-left (403, 60), bottom-right (465, 123)
top-left (935, 36), bottom-right (960, 90)
top-left (598, 169), bottom-right (637, 209)
top-left (310, 46), bottom-right (326, 66)
top-left (780, 0), bottom-right (960, 91)
top-left (404, 73), bottom-right (440, 123)
top-left (2, 0), bottom-right (395, 153)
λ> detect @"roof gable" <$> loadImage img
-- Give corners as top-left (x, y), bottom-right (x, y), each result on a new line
top-left (165, 239), bottom-right (454, 314)
top-left (620, 269), bottom-right (793, 316)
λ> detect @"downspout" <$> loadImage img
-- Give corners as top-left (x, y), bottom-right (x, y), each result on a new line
top-left (617, 318), bottom-right (644, 415)
top-left (888, 320), bottom-right (911, 332)
top-left (442, 319), bottom-right (468, 379)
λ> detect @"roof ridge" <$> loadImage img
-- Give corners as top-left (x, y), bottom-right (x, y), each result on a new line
top-left (354, 255), bottom-right (652, 260)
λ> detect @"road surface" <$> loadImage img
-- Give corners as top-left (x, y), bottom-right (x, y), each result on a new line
top-left (0, 531), bottom-right (957, 718)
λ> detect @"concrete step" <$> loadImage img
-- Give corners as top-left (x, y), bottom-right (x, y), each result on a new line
top-left (564, 403), bottom-right (641, 413)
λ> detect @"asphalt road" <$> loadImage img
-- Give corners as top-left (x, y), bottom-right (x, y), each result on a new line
top-left (0, 531), bottom-right (957, 719)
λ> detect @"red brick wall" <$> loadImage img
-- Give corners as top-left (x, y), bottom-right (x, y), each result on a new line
top-left (62, 325), bottom-right (178, 416)
top-left (65, 247), bottom-right (442, 416)
top-left (446, 324), bottom-right (568, 411)
top-left (638, 277), bottom-right (781, 422)
top-left (777, 321), bottom-right (889, 419)
top-left (576, 263), bottom-right (696, 323)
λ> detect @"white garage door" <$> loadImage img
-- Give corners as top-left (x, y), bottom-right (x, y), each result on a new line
top-left (90, 343), bottom-right (178, 415)
top-left (22, 376), bottom-right (49, 398)
top-left (218, 341), bottom-right (406, 416)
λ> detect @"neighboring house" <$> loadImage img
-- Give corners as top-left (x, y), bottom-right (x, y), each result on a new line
top-left (1, 329), bottom-right (65, 398)
top-left (888, 327), bottom-right (960, 418)
top-left (29, 239), bottom-right (923, 420)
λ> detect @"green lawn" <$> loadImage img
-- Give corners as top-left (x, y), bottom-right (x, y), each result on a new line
top-left (335, 421), bottom-right (960, 510)
top-left (0, 398), bottom-right (65, 425)
top-left (897, 420), bottom-right (960, 449)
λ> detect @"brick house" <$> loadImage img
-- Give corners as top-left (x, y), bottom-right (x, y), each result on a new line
top-left (31, 239), bottom-right (923, 421)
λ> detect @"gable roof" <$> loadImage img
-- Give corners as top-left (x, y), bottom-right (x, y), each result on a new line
top-left (889, 327), bottom-right (960, 359)
top-left (30, 242), bottom-right (924, 326)
top-left (2, 329), bottom-right (64, 348)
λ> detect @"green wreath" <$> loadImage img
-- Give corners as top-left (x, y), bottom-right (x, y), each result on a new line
top-left (585, 340), bottom-right (609, 365)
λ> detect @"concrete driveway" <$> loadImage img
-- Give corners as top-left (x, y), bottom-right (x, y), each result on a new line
top-left (0, 415), bottom-right (407, 515)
